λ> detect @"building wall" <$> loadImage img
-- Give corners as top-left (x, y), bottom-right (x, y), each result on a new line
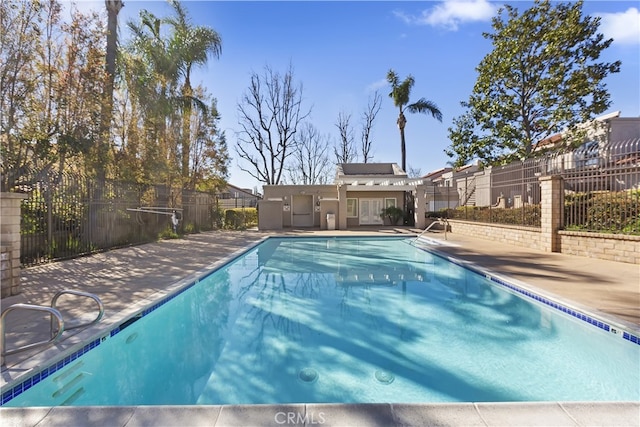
top-left (345, 190), bottom-right (405, 227)
top-left (258, 200), bottom-right (283, 230)
top-left (261, 185), bottom-right (338, 229)
top-left (260, 185), bottom-right (412, 229)
top-left (345, 190), bottom-right (405, 204)
top-left (609, 117), bottom-right (640, 142)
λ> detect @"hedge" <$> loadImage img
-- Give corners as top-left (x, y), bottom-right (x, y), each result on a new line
top-left (441, 205), bottom-right (541, 227)
top-left (565, 190), bottom-right (639, 234)
top-left (223, 208), bottom-right (258, 229)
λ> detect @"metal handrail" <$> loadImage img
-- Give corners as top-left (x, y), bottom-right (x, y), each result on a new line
top-left (414, 218), bottom-right (449, 243)
top-left (1, 304), bottom-right (65, 365)
top-left (51, 290), bottom-right (104, 334)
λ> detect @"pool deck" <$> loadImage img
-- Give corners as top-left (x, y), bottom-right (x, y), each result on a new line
top-left (1, 228), bottom-right (639, 426)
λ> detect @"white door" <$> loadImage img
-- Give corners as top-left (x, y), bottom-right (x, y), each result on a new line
top-left (359, 199), bottom-right (383, 225)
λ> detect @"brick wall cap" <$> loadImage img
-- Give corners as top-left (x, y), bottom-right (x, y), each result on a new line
top-left (0, 192), bottom-right (28, 200)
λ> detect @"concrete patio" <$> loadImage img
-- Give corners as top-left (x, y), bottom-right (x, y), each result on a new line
top-left (1, 228), bottom-right (638, 426)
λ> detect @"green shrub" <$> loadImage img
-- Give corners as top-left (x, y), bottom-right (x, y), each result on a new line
top-left (158, 226), bottom-right (179, 240)
top-left (445, 205), bottom-right (541, 226)
top-left (381, 206), bottom-right (403, 225)
top-left (565, 190), bottom-right (639, 234)
top-left (211, 205), bottom-right (225, 229)
top-left (223, 208), bottom-right (258, 229)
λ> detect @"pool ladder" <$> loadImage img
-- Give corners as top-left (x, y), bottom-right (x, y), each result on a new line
top-left (0, 290), bottom-right (104, 366)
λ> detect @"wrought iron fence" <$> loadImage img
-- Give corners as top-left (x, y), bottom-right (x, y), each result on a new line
top-left (557, 138), bottom-right (639, 234)
top-left (441, 138), bottom-right (639, 233)
top-left (444, 158), bottom-right (543, 227)
top-left (18, 170), bottom-right (221, 267)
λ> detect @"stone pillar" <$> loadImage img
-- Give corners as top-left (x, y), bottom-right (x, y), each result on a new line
top-left (539, 176), bottom-right (563, 252)
top-left (414, 185), bottom-right (427, 229)
top-left (337, 184), bottom-right (348, 230)
top-left (1, 193), bottom-right (27, 297)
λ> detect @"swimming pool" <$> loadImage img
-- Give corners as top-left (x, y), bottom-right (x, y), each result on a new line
top-left (2, 236), bottom-right (639, 406)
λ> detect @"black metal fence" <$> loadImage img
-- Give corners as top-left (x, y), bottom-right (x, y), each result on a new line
top-left (18, 170), bottom-right (222, 267)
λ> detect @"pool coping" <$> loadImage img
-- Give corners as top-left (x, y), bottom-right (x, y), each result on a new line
top-left (1, 234), bottom-right (639, 424)
top-left (1, 401), bottom-right (639, 426)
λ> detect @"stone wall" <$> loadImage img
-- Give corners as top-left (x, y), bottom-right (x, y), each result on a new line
top-left (1, 193), bottom-right (27, 297)
top-left (558, 231), bottom-right (640, 264)
top-left (447, 221), bottom-right (639, 264)
top-left (446, 175), bottom-right (638, 265)
top-left (447, 220), bottom-right (545, 251)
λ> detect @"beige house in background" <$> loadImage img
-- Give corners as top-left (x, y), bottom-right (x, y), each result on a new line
top-left (259, 163), bottom-right (428, 230)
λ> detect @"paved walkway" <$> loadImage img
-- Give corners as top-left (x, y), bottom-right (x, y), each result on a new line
top-left (1, 229), bottom-right (638, 426)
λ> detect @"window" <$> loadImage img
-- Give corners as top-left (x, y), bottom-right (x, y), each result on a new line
top-left (346, 198), bottom-right (358, 217)
top-left (385, 198), bottom-right (396, 209)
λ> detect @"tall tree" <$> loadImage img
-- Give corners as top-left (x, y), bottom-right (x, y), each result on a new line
top-left (165, 0), bottom-right (221, 188)
top-left (126, 9), bottom-right (181, 184)
top-left (334, 90), bottom-right (381, 164)
top-left (188, 87), bottom-right (229, 192)
top-left (360, 90), bottom-right (381, 163)
top-left (96, 0), bottom-right (123, 181)
top-left (386, 69), bottom-right (442, 172)
top-left (287, 122), bottom-right (333, 185)
top-left (446, 0), bottom-right (621, 166)
top-left (1, 0), bottom-right (105, 189)
top-left (0, 0), bottom-right (44, 189)
top-left (235, 64), bottom-right (310, 185)
top-left (334, 111), bottom-right (356, 164)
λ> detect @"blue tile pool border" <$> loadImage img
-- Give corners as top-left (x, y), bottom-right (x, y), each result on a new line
top-left (2, 235), bottom-right (638, 406)
top-left (418, 239), bottom-right (640, 347)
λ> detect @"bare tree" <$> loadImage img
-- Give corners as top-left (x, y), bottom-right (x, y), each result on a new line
top-left (334, 91), bottom-right (382, 165)
top-left (406, 165), bottom-right (422, 178)
top-left (334, 111), bottom-right (356, 164)
top-left (235, 64), bottom-right (310, 185)
top-left (286, 122), bottom-right (333, 184)
top-left (360, 90), bottom-right (381, 163)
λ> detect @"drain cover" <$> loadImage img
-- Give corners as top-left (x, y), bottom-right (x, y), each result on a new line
top-left (298, 368), bottom-right (318, 383)
top-left (374, 370), bottom-right (395, 384)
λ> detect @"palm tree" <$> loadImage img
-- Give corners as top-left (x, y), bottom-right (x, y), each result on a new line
top-left (127, 9), bottom-right (181, 182)
top-left (165, 0), bottom-right (222, 188)
top-left (386, 69), bottom-right (442, 172)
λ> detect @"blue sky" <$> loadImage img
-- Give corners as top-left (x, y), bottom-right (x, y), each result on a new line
top-left (71, 0), bottom-right (640, 191)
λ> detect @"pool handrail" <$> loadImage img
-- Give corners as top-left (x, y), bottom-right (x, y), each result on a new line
top-left (1, 304), bottom-right (65, 366)
top-left (414, 218), bottom-right (448, 242)
top-left (50, 290), bottom-right (104, 334)
top-left (1, 290), bottom-right (104, 366)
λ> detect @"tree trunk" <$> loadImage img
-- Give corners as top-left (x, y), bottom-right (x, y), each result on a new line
top-left (181, 81), bottom-right (192, 189)
top-left (397, 111), bottom-right (407, 172)
top-left (99, 0), bottom-right (123, 179)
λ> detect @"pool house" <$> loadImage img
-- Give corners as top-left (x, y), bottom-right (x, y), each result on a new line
top-left (258, 163), bottom-right (428, 230)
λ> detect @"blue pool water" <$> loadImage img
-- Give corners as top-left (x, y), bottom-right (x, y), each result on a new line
top-left (3, 237), bottom-right (639, 406)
